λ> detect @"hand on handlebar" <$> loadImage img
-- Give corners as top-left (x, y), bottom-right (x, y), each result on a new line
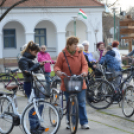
top-left (81, 72), bottom-right (87, 77)
top-left (24, 70), bottom-right (31, 74)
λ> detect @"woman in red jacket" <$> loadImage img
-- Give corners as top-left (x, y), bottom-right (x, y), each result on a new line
top-left (54, 36), bottom-right (89, 129)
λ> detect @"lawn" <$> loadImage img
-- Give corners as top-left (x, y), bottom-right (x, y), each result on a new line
top-left (0, 71), bottom-right (56, 79)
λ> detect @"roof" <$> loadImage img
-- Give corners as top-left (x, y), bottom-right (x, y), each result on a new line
top-left (2, 0), bottom-right (104, 8)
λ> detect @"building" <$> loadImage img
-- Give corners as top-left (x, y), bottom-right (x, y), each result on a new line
top-left (0, 0), bottom-right (104, 58)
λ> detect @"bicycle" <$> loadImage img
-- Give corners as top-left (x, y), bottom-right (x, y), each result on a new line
top-left (50, 73), bottom-right (84, 134)
top-left (0, 70), bottom-right (61, 134)
top-left (86, 65), bottom-right (134, 118)
top-left (0, 68), bottom-right (25, 96)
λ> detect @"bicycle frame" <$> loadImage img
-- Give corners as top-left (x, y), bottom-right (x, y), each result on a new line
top-left (1, 87), bottom-right (44, 128)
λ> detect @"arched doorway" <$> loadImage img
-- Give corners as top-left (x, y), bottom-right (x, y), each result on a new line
top-left (34, 20), bottom-right (57, 57)
top-left (66, 20), bottom-right (87, 43)
top-left (2, 21), bottom-right (25, 57)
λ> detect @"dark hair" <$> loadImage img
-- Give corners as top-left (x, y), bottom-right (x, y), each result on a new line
top-left (96, 42), bottom-right (105, 48)
top-left (21, 41), bottom-right (40, 54)
top-left (66, 36), bottom-right (79, 47)
top-left (112, 41), bottom-right (119, 47)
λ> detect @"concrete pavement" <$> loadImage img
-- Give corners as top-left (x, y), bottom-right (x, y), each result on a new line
top-left (6, 95), bottom-right (134, 134)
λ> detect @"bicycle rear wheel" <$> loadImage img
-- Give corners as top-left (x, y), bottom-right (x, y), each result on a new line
top-left (22, 100), bottom-right (60, 134)
top-left (122, 86), bottom-right (134, 117)
top-left (86, 79), bottom-right (114, 109)
top-left (69, 96), bottom-right (78, 134)
top-left (0, 97), bottom-right (14, 134)
top-left (0, 74), bottom-right (18, 93)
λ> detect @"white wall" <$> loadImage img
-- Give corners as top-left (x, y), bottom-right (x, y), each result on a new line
top-left (0, 7), bottom-right (104, 58)
top-left (66, 20), bottom-right (87, 44)
top-left (3, 21), bottom-right (25, 57)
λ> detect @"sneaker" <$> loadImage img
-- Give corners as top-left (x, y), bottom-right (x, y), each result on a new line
top-left (30, 128), bottom-right (42, 134)
top-left (66, 124), bottom-right (70, 129)
top-left (81, 124), bottom-right (90, 129)
top-left (38, 126), bottom-right (49, 133)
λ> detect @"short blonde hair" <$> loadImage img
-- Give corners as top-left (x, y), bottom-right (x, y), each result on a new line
top-left (77, 44), bottom-right (84, 51)
top-left (40, 45), bottom-right (46, 49)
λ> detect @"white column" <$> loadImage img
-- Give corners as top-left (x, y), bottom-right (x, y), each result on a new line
top-left (56, 31), bottom-right (66, 56)
top-left (0, 32), bottom-right (3, 58)
top-left (25, 32), bottom-right (35, 44)
top-left (87, 31), bottom-right (96, 52)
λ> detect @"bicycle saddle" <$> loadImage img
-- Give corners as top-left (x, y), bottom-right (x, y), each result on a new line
top-left (105, 72), bottom-right (112, 75)
top-left (6, 84), bottom-right (18, 91)
top-left (11, 69), bottom-right (19, 74)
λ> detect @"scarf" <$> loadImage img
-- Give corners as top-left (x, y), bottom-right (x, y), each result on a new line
top-left (99, 49), bottom-right (103, 61)
top-left (67, 47), bottom-right (76, 55)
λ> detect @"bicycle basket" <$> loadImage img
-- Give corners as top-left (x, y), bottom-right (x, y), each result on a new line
top-left (64, 77), bottom-right (83, 93)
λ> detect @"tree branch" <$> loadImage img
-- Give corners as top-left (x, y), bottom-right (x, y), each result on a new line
top-left (0, 0), bottom-right (6, 7)
top-left (107, 0), bottom-right (119, 7)
top-left (0, 0), bottom-right (28, 22)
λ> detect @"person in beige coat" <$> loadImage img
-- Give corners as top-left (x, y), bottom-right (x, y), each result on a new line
top-left (93, 42), bottom-right (106, 63)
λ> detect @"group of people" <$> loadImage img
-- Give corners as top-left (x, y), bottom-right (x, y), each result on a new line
top-left (18, 36), bottom-right (122, 134)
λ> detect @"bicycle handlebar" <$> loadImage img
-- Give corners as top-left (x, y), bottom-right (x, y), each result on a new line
top-left (61, 72), bottom-right (84, 78)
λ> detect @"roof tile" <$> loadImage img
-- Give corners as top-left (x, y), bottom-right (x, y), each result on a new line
top-left (2, 0), bottom-right (104, 7)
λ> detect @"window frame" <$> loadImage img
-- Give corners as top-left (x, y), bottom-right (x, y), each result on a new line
top-left (34, 28), bottom-right (47, 46)
top-left (3, 29), bottom-right (16, 49)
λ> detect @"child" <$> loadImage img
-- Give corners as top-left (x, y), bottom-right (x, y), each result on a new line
top-left (37, 45), bottom-right (56, 95)
top-left (99, 45), bottom-right (121, 93)
top-left (18, 41), bottom-right (48, 134)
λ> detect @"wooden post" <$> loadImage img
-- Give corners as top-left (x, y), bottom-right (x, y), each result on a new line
top-left (128, 39), bottom-right (132, 52)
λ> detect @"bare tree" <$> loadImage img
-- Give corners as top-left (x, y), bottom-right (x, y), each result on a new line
top-left (0, 0), bottom-right (28, 22)
top-left (97, 0), bottom-right (119, 8)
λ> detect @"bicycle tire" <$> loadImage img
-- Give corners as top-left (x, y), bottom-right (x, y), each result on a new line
top-left (22, 100), bottom-right (60, 134)
top-left (86, 78), bottom-right (114, 110)
top-left (69, 96), bottom-right (78, 134)
top-left (0, 97), bottom-right (14, 134)
top-left (122, 86), bottom-right (134, 117)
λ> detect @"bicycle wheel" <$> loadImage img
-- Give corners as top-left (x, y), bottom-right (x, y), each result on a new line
top-left (0, 74), bottom-right (18, 93)
top-left (22, 100), bottom-right (60, 134)
top-left (0, 97), bottom-right (14, 134)
top-left (86, 78), bottom-right (114, 109)
top-left (122, 86), bottom-right (134, 117)
top-left (69, 96), bottom-right (78, 134)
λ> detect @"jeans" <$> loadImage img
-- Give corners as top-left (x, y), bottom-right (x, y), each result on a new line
top-left (113, 71), bottom-right (121, 91)
top-left (64, 90), bottom-right (88, 125)
top-left (24, 82), bottom-right (44, 129)
top-left (44, 72), bottom-right (51, 95)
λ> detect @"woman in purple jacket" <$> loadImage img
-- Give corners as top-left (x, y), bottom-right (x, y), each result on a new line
top-left (38, 45), bottom-right (56, 95)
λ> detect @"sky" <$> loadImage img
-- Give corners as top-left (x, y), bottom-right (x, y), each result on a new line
top-left (119, 0), bottom-right (134, 11)
top-left (103, 0), bottom-right (134, 12)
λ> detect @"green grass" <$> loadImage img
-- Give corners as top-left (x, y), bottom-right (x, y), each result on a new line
top-left (0, 71), bottom-right (55, 80)
top-left (50, 71), bottom-right (55, 77)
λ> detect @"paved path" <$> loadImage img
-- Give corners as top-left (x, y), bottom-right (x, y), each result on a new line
top-left (4, 96), bottom-right (134, 134)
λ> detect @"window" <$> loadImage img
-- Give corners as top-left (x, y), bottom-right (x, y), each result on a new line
top-left (35, 29), bottom-right (46, 46)
top-left (3, 29), bottom-right (16, 48)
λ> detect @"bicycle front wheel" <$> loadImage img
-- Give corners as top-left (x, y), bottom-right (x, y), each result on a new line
top-left (86, 79), bottom-right (114, 109)
top-left (122, 86), bottom-right (134, 117)
top-left (69, 96), bottom-right (78, 134)
top-left (0, 97), bottom-right (14, 134)
top-left (22, 100), bottom-right (60, 134)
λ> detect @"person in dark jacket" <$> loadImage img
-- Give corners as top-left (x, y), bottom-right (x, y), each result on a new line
top-left (18, 41), bottom-right (47, 134)
top-left (99, 45), bottom-right (121, 92)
